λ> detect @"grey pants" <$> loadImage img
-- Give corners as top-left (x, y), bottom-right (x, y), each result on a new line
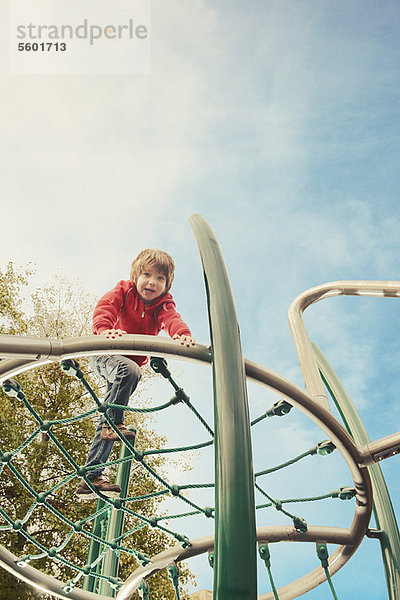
top-left (85, 355), bottom-right (141, 480)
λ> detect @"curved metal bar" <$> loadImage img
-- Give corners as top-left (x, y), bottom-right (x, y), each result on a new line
top-left (116, 535), bottom-right (215, 600)
top-left (117, 525), bottom-right (357, 600)
top-left (0, 356), bottom-right (47, 380)
top-left (0, 544), bottom-right (102, 600)
top-left (189, 213), bottom-right (257, 600)
top-left (287, 280), bottom-right (400, 410)
top-left (0, 335), bottom-right (372, 600)
top-left (0, 334), bottom-right (212, 382)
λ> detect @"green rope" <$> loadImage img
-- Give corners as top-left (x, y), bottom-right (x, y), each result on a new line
top-left (316, 543), bottom-right (339, 600)
top-left (1, 366), bottom-right (200, 590)
top-left (143, 439), bottom-right (213, 456)
top-left (259, 544), bottom-right (279, 600)
top-left (150, 357), bottom-right (214, 437)
top-left (256, 487), bottom-right (356, 510)
top-left (255, 483), bottom-right (308, 533)
top-left (251, 399), bottom-right (293, 426)
top-left (255, 440), bottom-right (336, 478)
top-left (60, 363), bottom-right (210, 521)
top-left (99, 399), bottom-right (179, 414)
top-left (138, 579), bottom-right (150, 599)
top-left (178, 482), bottom-right (214, 490)
top-left (42, 407), bottom-right (99, 425)
top-left (167, 564), bottom-right (181, 600)
top-left (0, 426), bottom-right (186, 577)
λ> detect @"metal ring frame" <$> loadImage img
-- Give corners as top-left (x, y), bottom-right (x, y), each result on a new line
top-left (0, 334), bottom-right (373, 600)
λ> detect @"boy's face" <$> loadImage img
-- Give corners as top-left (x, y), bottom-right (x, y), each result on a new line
top-left (136, 266), bottom-right (167, 303)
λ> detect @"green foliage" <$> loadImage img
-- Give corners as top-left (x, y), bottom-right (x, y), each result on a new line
top-left (0, 263), bottom-right (195, 600)
top-left (0, 261), bottom-right (33, 334)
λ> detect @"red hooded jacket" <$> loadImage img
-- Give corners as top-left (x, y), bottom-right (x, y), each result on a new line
top-left (92, 280), bottom-right (192, 366)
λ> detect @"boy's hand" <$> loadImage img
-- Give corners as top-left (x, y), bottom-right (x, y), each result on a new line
top-left (173, 334), bottom-right (195, 347)
top-left (99, 329), bottom-right (127, 339)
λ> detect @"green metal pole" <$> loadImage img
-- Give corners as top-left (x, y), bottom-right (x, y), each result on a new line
top-left (189, 215), bottom-right (257, 600)
top-left (98, 427), bottom-right (136, 597)
top-left (82, 498), bottom-right (108, 592)
top-left (313, 342), bottom-right (400, 600)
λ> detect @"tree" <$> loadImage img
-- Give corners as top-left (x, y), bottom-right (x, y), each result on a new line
top-left (0, 262), bottom-right (195, 599)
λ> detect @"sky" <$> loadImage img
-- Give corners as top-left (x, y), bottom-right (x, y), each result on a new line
top-left (1, 0), bottom-right (400, 598)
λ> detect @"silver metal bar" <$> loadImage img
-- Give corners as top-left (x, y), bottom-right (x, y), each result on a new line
top-left (0, 334), bottom-right (211, 382)
top-left (358, 432), bottom-right (400, 467)
top-left (287, 281), bottom-right (400, 411)
top-left (117, 524), bottom-right (358, 600)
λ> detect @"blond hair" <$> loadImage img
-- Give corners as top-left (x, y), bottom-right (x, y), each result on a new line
top-left (130, 249), bottom-right (175, 293)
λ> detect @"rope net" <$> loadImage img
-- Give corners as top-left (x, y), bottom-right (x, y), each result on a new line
top-left (0, 356), bottom-right (356, 599)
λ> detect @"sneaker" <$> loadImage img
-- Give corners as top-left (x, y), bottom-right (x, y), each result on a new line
top-left (100, 424), bottom-right (136, 441)
top-left (75, 477), bottom-right (121, 500)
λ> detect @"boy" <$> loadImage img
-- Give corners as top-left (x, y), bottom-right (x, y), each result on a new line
top-left (76, 249), bottom-right (195, 499)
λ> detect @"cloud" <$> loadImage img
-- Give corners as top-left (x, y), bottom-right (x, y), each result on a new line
top-left (0, 0), bottom-right (220, 292)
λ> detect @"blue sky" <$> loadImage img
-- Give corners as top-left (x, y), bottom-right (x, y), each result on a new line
top-left (1, 1), bottom-right (400, 598)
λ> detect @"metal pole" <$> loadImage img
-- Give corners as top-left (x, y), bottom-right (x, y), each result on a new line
top-left (99, 430), bottom-right (136, 597)
top-left (82, 499), bottom-right (108, 592)
top-left (189, 214), bottom-right (257, 600)
top-left (313, 343), bottom-right (400, 600)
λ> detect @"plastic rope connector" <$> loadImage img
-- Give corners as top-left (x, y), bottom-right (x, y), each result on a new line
top-left (259, 544), bottom-right (279, 600)
top-left (333, 486), bottom-right (356, 500)
top-left (258, 544), bottom-right (271, 568)
top-left (267, 400), bottom-right (293, 417)
top-left (316, 543), bottom-right (329, 568)
top-left (137, 552), bottom-right (151, 566)
top-left (138, 580), bottom-right (150, 600)
top-left (150, 357), bottom-right (171, 378)
top-left (316, 542), bottom-right (339, 599)
top-left (167, 564), bottom-right (180, 599)
top-left (172, 388), bottom-right (190, 405)
top-left (16, 555), bottom-right (30, 568)
top-left (317, 441), bottom-right (336, 455)
top-left (293, 516), bottom-right (308, 533)
top-left (171, 485), bottom-right (180, 496)
top-left (60, 359), bottom-right (83, 380)
top-left (135, 450), bottom-right (144, 462)
top-left (1, 452), bottom-right (13, 463)
top-left (62, 580), bottom-right (75, 594)
top-left (170, 394), bottom-right (182, 405)
top-left (109, 577), bottom-right (123, 591)
top-left (174, 533), bottom-right (191, 548)
top-left (2, 379), bottom-right (24, 399)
